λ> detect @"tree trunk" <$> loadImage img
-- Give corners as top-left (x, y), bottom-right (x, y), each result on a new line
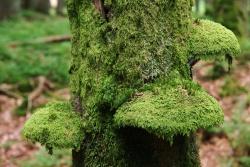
top-left (71, 95), bottom-right (85, 167)
top-left (57, 0), bottom-right (65, 15)
top-left (120, 128), bottom-right (200, 167)
top-left (72, 147), bottom-right (85, 167)
top-left (66, 0), bottom-right (201, 166)
top-left (0, 0), bottom-right (21, 20)
top-left (195, 0), bottom-right (200, 14)
top-left (22, 0), bottom-right (50, 14)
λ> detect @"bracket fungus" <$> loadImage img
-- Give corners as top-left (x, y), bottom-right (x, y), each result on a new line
top-left (114, 72), bottom-right (224, 142)
top-left (22, 102), bottom-right (85, 152)
top-left (189, 19), bottom-right (241, 61)
top-left (23, 0), bottom-right (240, 166)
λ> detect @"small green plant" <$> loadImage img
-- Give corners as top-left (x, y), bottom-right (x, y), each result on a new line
top-left (239, 157), bottom-right (250, 167)
top-left (220, 76), bottom-right (248, 97)
top-left (19, 148), bottom-right (71, 167)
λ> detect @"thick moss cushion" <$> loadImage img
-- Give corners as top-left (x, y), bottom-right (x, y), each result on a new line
top-left (114, 78), bottom-right (223, 140)
top-left (22, 102), bottom-right (84, 151)
top-left (189, 19), bottom-right (240, 60)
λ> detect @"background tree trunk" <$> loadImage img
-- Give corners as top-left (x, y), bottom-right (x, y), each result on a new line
top-left (57, 0), bottom-right (65, 15)
top-left (207, 0), bottom-right (248, 37)
top-left (0, 0), bottom-right (21, 20)
top-left (22, 0), bottom-right (51, 14)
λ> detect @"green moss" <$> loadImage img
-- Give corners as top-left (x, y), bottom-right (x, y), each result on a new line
top-left (239, 157), bottom-right (250, 167)
top-left (114, 72), bottom-right (223, 141)
top-left (189, 19), bottom-right (241, 60)
top-left (18, 148), bottom-right (71, 167)
top-left (68, 0), bottom-right (193, 114)
top-left (22, 102), bottom-right (85, 152)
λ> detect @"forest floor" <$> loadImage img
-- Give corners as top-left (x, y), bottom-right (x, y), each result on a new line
top-left (195, 61), bottom-right (250, 167)
top-left (1, 12), bottom-right (250, 167)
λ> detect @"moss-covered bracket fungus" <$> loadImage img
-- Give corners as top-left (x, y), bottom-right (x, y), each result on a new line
top-left (189, 19), bottom-right (241, 61)
top-left (22, 102), bottom-right (85, 153)
top-left (114, 73), bottom-right (224, 142)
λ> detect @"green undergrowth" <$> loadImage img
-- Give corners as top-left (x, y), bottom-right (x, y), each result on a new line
top-left (238, 38), bottom-right (250, 63)
top-left (22, 101), bottom-right (85, 152)
top-left (0, 11), bottom-right (70, 85)
top-left (220, 76), bottom-right (248, 97)
top-left (207, 97), bottom-right (250, 166)
top-left (18, 148), bottom-right (71, 167)
top-left (222, 99), bottom-right (250, 151)
top-left (239, 157), bottom-right (250, 167)
top-left (207, 62), bottom-right (230, 80)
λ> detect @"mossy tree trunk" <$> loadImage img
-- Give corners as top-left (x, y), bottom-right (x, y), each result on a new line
top-left (0, 0), bottom-right (21, 20)
top-left (67, 0), bottom-right (201, 166)
top-left (207, 0), bottom-right (248, 37)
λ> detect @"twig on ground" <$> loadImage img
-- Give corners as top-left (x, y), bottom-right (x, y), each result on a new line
top-left (27, 76), bottom-right (54, 112)
top-left (0, 84), bottom-right (21, 99)
top-left (9, 35), bottom-right (72, 48)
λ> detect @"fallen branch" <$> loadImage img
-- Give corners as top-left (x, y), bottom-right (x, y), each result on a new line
top-left (0, 84), bottom-right (21, 99)
top-left (9, 35), bottom-right (72, 48)
top-left (27, 76), bottom-right (54, 112)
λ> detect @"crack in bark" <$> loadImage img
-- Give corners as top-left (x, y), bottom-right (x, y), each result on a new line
top-left (72, 95), bottom-right (86, 167)
top-left (92, 0), bottom-right (106, 19)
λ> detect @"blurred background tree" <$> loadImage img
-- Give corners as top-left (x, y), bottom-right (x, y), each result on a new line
top-left (22, 0), bottom-right (51, 14)
top-left (0, 0), bottom-right (65, 19)
top-left (0, 0), bottom-right (21, 20)
top-left (56, 0), bottom-right (65, 15)
top-left (206, 0), bottom-right (248, 37)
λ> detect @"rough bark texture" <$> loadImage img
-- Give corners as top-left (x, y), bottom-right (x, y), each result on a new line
top-left (72, 95), bottom-right (85, 167)
top-left (72, 145), bottom-right (85, 167)
top-left (120, 128), bottom-right (200, 167)
top-left (0, 0), bottom-right (21, 20)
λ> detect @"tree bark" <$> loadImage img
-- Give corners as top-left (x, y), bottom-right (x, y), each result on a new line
top-left (0, 0), bottom-right (21, 20)
top-left (57, 0), bottom-right (65, 15)
top-left (72, 95), bottom-right (85, 167)
top-left (120, 128), bottom-right (200, 167)
top-left (22, 0), bottom-right (51, 14)
top-left (72, 146), bottom-right (85, 167)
